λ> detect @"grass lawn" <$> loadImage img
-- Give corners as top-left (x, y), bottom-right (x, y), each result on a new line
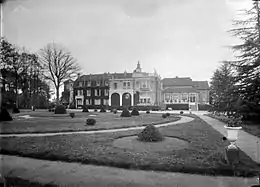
top-left (0, 111), bottom-right (180, 134)
top-left (1, 177), bottom-right (57, 187)
top-left (1, 115), bottom-right (259, 177)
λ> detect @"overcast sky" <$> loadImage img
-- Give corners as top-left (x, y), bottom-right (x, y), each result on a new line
top-left (3, 0), bottom-right (252, 82)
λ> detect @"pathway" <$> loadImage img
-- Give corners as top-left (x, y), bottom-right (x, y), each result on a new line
top-left (0, 116), bottom-right (193, 138)
top-left (198, 114), bottom-right (260, 164)
top-left (1, 154), bottom-right (258, 187)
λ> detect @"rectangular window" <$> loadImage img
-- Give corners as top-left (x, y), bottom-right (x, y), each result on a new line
top-left (87, 81), bottom-right (91, 86)
top-left (148, 98), bottom-right (150, 103)
top-left (95, 89), bottom-right (100, 96)
top-left (77, 99), bottom-right (83, 105)
top-left (181, 93), bottom-right (188, 103)
top-left (127, 82), bottom-right (131, 89)
top-left (189, 93), bottom-right (196, 103)
top-left (95, 99), bottom-right (101, 105)
top-left (114, 83), bottom-right (117, 89)
top-left (86, 90), bottom-right (91, 96)
top-left (144, 98), bottom-right (146, 103)
top-left (77, 90), bottom-right (83, 96)
top-left (104, 99), bottom-right (109, 105)
top-left (79, 82), bottom-right (83, 87)
top-left (85, 99), bottom-right (90, 105)
top-left (123, 82), bottom-right (127, 89)
top-left (104, 89), bottom-right (109, 96)
top-left (96, 81), bottom-right (100, 86)
top-left (105, 81), bottom-right (109, 86)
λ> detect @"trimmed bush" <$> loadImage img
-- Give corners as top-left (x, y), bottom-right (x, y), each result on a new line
top-left (120, 108), bottom-right (131, 117)
top-left (94, 108), bottom-right (98, 112)
top-left (162, 113), bottom-right (167, 118)
top-left (86, 118), bottom-right (96, 126)
top-left (100, 107), bottom-right (106, 113)
top-left (166, 113), bottom-right (170, 117)
top-left (54, 105), bottom-right (67, 114)
top-left (138, 124), bottom-right (164, 142)
top-left (131, 107), bottom-right (140, 116)
top-left (12, 106), bottom-right (20, 113)
top-left (113, 109), bottom-right (117, 114)
top-left (0, 109), bottom-right (13, 121)
top-left (146, 110), bottom-right (150, 114)
top-left (69, 113), bottom-right (75, 118)
top-left (180, 111), bottom-right (184, 115)
top-left (82, 105), bottom-right (89, 112)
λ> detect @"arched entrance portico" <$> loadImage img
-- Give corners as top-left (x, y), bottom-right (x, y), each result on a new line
top-left (111, 93), bottom-right (120, 108)
top-left (122, 92), bottom-right (131, 107)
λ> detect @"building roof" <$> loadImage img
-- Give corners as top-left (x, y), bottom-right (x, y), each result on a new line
top-left (111, 72), bottom-right (133, 79)
top-left (162, 77), bottom-right (193, 87)
top-left (163, 87), bottom-right (198, 93)
top-left (193, 81), bottom-right (209, 90)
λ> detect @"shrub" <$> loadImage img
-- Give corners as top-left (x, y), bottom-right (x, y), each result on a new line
top-left (131, 107), bottom-right (140, 116)
top-left (166, 113), bottom-right (170, 117)
top-left (82, 105), bottom-right (89, 112)
top-left (100, 107), bottom-right (106, 113)
top-left (180, 111), bottom-right (184, 115)
top-left (86, 118), bottom-right (96, 126)
top-left (120, 108), bottom-right (131, 117)
top-left (113, 109), bottom-right (117, 114)
top-left (138, 124), bottom-right (164, 142)
top-left (54, 105), bottom-right (67, 114)
top-left (146, 110), bottom-right (150, 114)
top-left (0, 109), bottom-right (13, 121)
top-left (69, 113), bottom-right (75, 118)
top-left (12, 106), bottom-right (20, 113)
top-left (162, 113), bottom-right (167, 118)
top-left (94, 108), bottom-right (98, 112)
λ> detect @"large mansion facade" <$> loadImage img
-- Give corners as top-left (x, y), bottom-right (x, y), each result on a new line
top-left (62, 62), bottom-right (210, 111)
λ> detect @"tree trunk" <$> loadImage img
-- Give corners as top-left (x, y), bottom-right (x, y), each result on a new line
top-left (56, 86), bottom-right (60, 105)
top-left (15, 77), bottom-right (19, 108)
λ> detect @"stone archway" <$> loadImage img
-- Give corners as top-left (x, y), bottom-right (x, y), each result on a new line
top-left (111, 93), bottom-right (120, 108)
top-left (134, 91), bottom-right (140, 106)
top-left (122, 92), bottom-right (131, 107)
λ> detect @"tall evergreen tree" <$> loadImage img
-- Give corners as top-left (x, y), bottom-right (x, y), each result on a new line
top-left (228, 1), bottom-right (260, 115)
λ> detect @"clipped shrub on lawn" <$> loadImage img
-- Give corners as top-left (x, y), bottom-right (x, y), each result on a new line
top-left (12, 106), bottom-right (20, 113)
top-left (94, 108), bottom-right (98, 112)
top-left (131, 107), bottom-right (140, 116)
top-left (69, 113), bottom-right (75, 118)
top-left (112, 109), bottom-right (117, 114)
top-left (162, 113), bottom-right (167, 118)
top-left (166, 113), bottom-right (170, 117)
top-left (120, 108), bottom-right (131, 117)
top-left (180, 111), bottom-right (184, 115)
top-left (146, 110), bottom-right (150, 114)
top-left (54, 105), bottom-right (67, 114)
top-left (100, 107), bottom-right (106, 113)
top-left (82, 105), bottom-right (89, 112)
top-left (86, 118), bottom-right (96, 126)
top-left (138, 124), bottom-right (164, 142)
top-left (0, 108), bottom-right (13, 121)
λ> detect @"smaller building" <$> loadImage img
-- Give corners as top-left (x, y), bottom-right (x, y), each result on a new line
top-left (162, 77), bottom-right (210, 111)
top-left (73, 74), bottom-right (110, 108)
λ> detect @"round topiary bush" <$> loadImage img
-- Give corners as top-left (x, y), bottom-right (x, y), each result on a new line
top-left (166, 113), bottom-right (170, 117)
top-left (138, 124), bottom-right (164, 142)
top-left (180, 111), bottom-right (184, 115)
top-left (54, 105), bottom-right (67, 114)
top-left (113, 109), bottom-right (117, 114)
top-left (12, 106), bottom-right (20, 113)
top-left (146, 110), bottom-right (150, 114)
top-left (94, 108), bottom-right (98, 112)
top-left (69, 113), bottom-right (75, 118)
top-left (120, 108), bottom-right (131, 117)
top-left (0, 109), bottom-right (13, 121)
top-left (86, 118), bottom-right (96, 126)
top-left (82, 105), bottom-right (89, 112)
top-left (131, 107), bottom-right (140, 116)
top-left (162, 113), bottom-right (167, 118)
top-left (100, 107), bottom-right (106, 113)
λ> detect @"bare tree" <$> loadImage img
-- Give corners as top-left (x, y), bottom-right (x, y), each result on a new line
top-left (39, 43), bottom-right (80, 104)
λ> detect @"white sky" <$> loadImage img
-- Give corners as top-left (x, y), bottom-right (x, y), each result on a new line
top-left (3, 0), bottom-right (253, 83)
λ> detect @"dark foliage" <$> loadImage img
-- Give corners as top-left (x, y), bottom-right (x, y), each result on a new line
top-left (162, 113), bottom-right (167, 118)
top-left (100, 107), bottom-right (106, 113)
top-left (69, 113), bottom-right (75, 118)
top-left (0, 109), bottom-right (13, 121)
top-left (86, 118), bottom-right (96, 126)
top-left (120, 108), bottom-right (131, 117)
top-left (131, 107), bottom-right (140, 116)
top-left (146, 110), bottom-right (150, 114)
top-left (12, 106), bottom-right (20, 113)
top-left (54, 105), bottom-right (66, 114)
top-left (137, 124), bottom-right (164, 142)
top-left (180, 111), bottom-right (184, 115)
top-left (82, 105), bottom-right (89, 112)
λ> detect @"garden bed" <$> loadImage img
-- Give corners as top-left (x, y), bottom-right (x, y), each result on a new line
top-left (0, 112), bottom-right (180, 134)
top-left (1, 116), bottom-right (259, 177)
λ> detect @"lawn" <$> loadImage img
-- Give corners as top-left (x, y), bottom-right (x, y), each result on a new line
top-left (1, 115), bottom-right (259, 177)
top-left (0, 111), bottom-right (180, 134)
top-left (1, 177), bottom-right (57, 187)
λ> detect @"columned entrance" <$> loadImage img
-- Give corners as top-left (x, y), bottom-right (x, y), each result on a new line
top-left (111, 93), bottom-right (120, 108)
top-left (122, 92), bottom-right (131, 107)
